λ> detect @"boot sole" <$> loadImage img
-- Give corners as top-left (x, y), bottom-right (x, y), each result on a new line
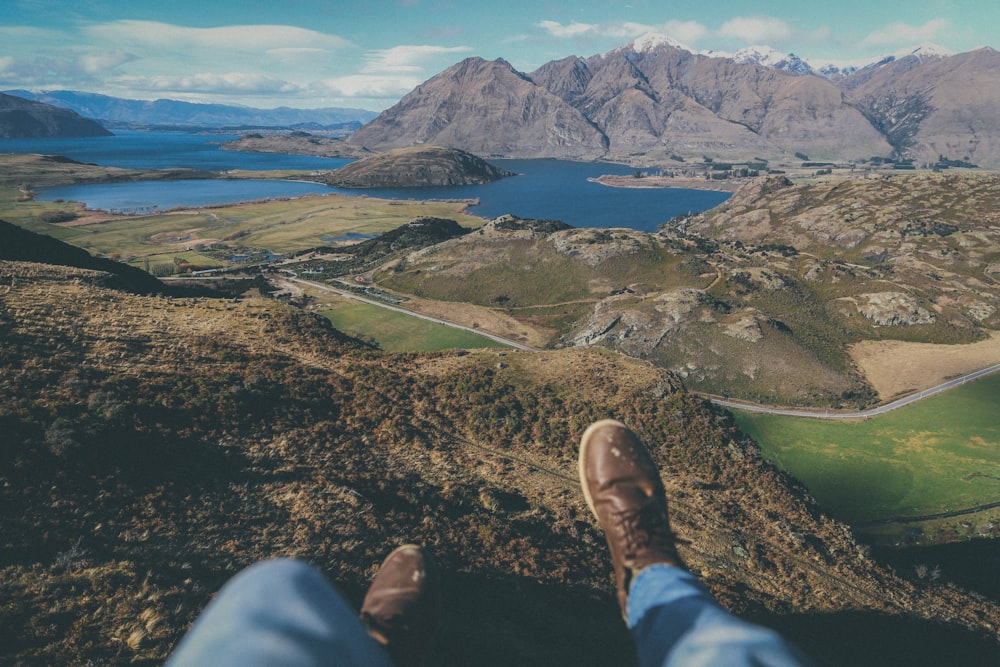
top-left (578, 418), bottom-right (629, 522)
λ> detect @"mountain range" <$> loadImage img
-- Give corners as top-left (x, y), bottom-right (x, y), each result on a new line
top-left (2, 89), bottom-right (377, 131)
top-left (348, 35), bottom-right (1000, 167)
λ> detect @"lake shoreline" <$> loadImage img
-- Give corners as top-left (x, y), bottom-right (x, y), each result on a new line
top-left (590, 174), bottom-right (744, 192)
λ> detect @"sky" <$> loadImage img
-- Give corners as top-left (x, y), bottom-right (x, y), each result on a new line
top-left (1, 0), bottom-right (997, 112)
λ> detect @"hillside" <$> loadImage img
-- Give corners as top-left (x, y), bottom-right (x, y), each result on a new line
top-left (0, 219), bottom-right (166, 294)
top-left (0, 92), bottom-right (111, 139)
top-left (347, 39), bottom-right (1000, 166)
top-left (2, 258), bottom-right (999, 665)
top-left (321, 145), bottom-right (516, 187)
top-left (351, 172), bottom-right (1000, 407)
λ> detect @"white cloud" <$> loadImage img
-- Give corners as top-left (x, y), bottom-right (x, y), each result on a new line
top-left (862, 19), bottom-right (951, 47)
top-left (0, 50), bottom-right (135, 89)
top-left (77, 50), bottom-right (136, 75)
top-left (536, 20), bottom-right (596, 38)
top-left (315, 74), bottom-right (423, 101)
top-left (718, 17), bottom-right (792, 44)
top-left (111, 72), bottom-right (300, 96)
top-left (265, 47), bottom-right (334, 65)
top-left (362, 45), bottom-right (473, 73)
top-left (536, 19), bottom-right (708, 48)
top-left (85, 20), bottom-right (352, 53)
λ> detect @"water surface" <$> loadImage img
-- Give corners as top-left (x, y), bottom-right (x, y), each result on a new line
top-left (12, 131), bottom-right (730, 230)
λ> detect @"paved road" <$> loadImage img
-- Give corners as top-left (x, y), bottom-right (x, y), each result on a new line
top-left (286, 276), bottom-right (538, 351)
top-left (708, 361), bottom-right (1000, 419)
top-left (174, 273), bottom-right (999, 417)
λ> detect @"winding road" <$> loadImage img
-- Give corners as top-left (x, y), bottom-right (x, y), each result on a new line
top-left (707, 362), bottom-right (1000, 419)
top-left (288, 274), bottom-right (1000, 418)
top-left (285, 276), bottom-right (538, 351)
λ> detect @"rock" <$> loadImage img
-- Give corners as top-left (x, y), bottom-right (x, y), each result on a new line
top-left (856, 292), bottom-right (935, 326)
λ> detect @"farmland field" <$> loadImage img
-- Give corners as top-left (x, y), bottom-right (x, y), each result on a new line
top-left (1, 185), bottom-right (485, 273)
top-left (319, 302), bottom-right (508, 352)
top-left (733, 373), bottom-right (1000, 537)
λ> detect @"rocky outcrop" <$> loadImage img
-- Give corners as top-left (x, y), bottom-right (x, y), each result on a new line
top-left (856, 292), bottom-right (936, 326)
top-left (0, 92), bottom-right (111, 138)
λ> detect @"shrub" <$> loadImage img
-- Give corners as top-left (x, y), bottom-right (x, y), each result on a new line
top-left (39, 210), bottom-right (78, 223)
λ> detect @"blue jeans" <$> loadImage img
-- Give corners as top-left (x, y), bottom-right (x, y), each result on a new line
top-left (168, 559), bottom-right (810, 666)
top-left (628, 564), bottom-right (813, 667)
top-left (167, 559), bottom-right (393, 667)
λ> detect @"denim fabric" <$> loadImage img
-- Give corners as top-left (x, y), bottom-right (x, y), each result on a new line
top-left (167, 558), bottom-right (393, 667)
top-left (168, 559), bottom-right (811, 667)
top-left (627, 564), bottom-right (813, 667)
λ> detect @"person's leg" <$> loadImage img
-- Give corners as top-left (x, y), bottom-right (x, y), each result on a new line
top-left (579, 419), bottom-right (812, 667)
top-left (167, 558), bottom-right (394, 667)
top-left (628, 564), bottom-right (812, 667)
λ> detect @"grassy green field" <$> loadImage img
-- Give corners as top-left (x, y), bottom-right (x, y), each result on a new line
top-left (732, 373), bottom-right (1000, 534)
top-left (1, 186), bottom-right (485, 273)
top-left (319, 302), bottom-right (508, 352)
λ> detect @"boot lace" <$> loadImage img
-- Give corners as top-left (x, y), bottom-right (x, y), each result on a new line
top-left (614, 499), bottom-right (677, 561)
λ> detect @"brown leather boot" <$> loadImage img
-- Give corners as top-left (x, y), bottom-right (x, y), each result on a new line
top-left (579, 419), bottom-right (683, 618)
top-left (361, 544), bottom-right (441, 667)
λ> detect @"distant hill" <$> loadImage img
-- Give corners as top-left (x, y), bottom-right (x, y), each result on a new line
top-left (0, 92), bottom-right (111, 139)
top-left (3, 89), bottom-right (377, 131)
top-left (321, 145), bottom-right (515, 187)
top-left (220, 132), bottom-right (372, 158)
top-left (348, 36), bottom-right (1000, 167)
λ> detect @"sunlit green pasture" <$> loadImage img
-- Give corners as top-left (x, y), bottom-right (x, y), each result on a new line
top-left (319, 301), bottom-right (508, 352)
top-left (732, 373), bottom-right (1000, 530)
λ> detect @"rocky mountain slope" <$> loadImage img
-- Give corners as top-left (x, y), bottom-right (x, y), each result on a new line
top-left (0, 92), bottom-right (111, 138)
top-left (843, 47), bottom-right (1000, 166)
top-left (2, 255), bottom-right (999, 665)
top-left (348, 37), bottom-right (1000, 167)
top-left (347, 57), bottom-right (609, 159)
top-left (321, 145), bottom-right (515, 187)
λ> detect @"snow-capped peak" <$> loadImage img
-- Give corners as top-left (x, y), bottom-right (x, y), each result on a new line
top-left (894, 42), bottom-right (954, 60)
top-left (731, 45), bottom-right (814, 75)
top-left (732, 45), bottom-right (785, 66)
top-left (628, 32), bottom-right (691, 54)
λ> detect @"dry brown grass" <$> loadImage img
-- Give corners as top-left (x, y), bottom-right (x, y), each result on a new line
top-left (850, 332), bottom-right (1000, 400)
top-left (4, 259), bottom-right (1000, 665)
top-left (397, 294), bottom-right (555, 348)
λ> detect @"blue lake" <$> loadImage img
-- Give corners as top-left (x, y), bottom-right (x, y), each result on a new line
top-left (41, 179), bottom-right (335, 215)
top-left (7, 131), bottom-right (731, 231)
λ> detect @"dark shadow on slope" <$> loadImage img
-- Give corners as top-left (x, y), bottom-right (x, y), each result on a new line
top-left (752, 609), bottom-right (1000, 667)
